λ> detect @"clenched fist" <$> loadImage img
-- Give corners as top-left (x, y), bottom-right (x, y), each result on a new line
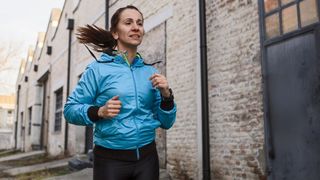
top-left (98, 96), bottom-right (122, 119)
top-left (149, 73), bottom-right (171, 98)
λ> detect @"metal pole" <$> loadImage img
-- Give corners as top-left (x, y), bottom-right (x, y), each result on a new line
top-left (65, 19), bottom-right (74, 153)
top-left (14, 85), bottom-right (21, 149)
top-left (199, 0), bottom-right (211, 179)
top-left (105, 0), bottom-right (109, 30)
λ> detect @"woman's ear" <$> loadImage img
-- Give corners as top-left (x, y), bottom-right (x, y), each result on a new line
top-left (112, 31), bottom-right (118, 40)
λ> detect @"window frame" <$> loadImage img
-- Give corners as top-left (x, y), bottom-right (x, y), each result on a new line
top-left (54, 87), bottom-right (63, 132)
top-left (262, 0), bottom-right (320, 45)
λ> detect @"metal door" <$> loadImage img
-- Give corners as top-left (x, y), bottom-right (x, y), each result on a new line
top-left (39, 74), bottom-right (49, 150)
top-left (265, 29), bottom-right (320, 179)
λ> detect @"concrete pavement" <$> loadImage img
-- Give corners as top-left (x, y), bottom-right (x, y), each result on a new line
top-left (45, 168), bottom-right (92, 180)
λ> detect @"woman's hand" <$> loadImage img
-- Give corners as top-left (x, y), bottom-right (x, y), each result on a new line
top-left (98, 96), bottom-right (122, 119)
top-left (149, 73), bottom-right (171, 98)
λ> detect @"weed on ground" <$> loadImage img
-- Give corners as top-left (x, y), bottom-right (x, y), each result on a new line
top-left (1, 154), bottom-right (69, 167)
top-left (0, 149), bottom-right (22, 158)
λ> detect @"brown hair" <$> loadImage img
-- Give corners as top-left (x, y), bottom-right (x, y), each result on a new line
top-left (76, 5), bottom-right (143, 53)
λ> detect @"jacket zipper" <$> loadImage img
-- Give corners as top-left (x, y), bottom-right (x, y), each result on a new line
top-left (130, 66), bottom-right (140, 160)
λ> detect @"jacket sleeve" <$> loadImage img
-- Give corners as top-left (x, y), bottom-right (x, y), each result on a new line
top-left (153, 89), bottom-right (177, 129)
top-left (63, 66), bottom-right (99, 126)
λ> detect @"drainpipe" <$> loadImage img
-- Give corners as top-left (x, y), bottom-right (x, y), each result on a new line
top-left (14, 85), bottom-right (21, 149)
top-left (40, 80), bottom-right (46, 149)
top-left (199, 0), bottom-right (211, 179)
top-left (105, 0), bottom-right (109, 30)
top-left (65, 19), bottom-right (74, 153)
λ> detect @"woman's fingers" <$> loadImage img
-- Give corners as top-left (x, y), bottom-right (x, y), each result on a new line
top-left (107, 104), bottom-right (122, 109)
top-left (149, 73), bottom-right (171, 97)
top-left (107, 109), bottom-right (120, 114)
top-left (111, 95), bottom-right (119, 100)
top-left (149, 73), bottom-right (169, 89)
top-left (149, 73), bottom-right (163, 82)
top-left (98, 96), bottom-right (122, 119)
top-left (107, 96), bottom-right (122, 107)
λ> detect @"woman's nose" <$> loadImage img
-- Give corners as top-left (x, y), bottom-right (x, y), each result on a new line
top-left (131, 23), bottom-right (139, 30)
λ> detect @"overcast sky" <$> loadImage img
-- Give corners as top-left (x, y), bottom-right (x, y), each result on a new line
top-left (0, 0), bottom-right (65, 95)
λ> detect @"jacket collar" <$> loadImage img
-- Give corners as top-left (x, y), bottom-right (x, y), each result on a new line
top-left (100, 52), bottom-right (144, 67)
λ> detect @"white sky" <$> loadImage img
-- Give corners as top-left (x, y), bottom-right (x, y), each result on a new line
top-left (0, 0), bottom-right (65, 95)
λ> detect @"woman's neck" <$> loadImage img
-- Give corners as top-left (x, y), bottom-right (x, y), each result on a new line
top-left (117, 46), bottom-right (137, 64)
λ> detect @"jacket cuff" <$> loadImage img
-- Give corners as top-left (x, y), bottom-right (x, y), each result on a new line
top-left (160, 100), bottom-right (174, 111)
top-left (87, 106), bottom-right (103, 122)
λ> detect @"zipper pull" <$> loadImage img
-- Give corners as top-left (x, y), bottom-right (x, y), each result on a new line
top-left (136, 147), bottom-right (140, 160)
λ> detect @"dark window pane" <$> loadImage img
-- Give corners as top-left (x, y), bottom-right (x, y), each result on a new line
top-left (282, 5), bottom-right (298, 33)
top-left (54, 111), bottom-right (62, 132)
top-left (54, 88), bottom-right (63, 132)
top-left (300, 0), bottom-right (319, 27)
top-left (265, 0), bottom-right (279, 13)
top-left (266, 13), bottom-right (280, 39)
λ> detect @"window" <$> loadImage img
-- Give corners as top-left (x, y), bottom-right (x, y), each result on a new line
top-left (6, 110), bottom-right (14, 125)
top-left (281, 0), bottom-right (295, 5)
top-left (263, 0), bottom-right (320, 40)
top-left (282, 5), bottom-right (298, 33)
top-left (300, 0), bottom-right (319, 26)
top-left (28, 107), bottom-right (32, 135)
top-left (264, 0), bottom-right (279, 13)
top-left (54, 88), bottom-right (63, 132)
top-left (266, 13), bottom-right (280, 38)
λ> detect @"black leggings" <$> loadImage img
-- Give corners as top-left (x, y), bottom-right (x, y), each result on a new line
top-left (93, 148), bottom-right (159, 180)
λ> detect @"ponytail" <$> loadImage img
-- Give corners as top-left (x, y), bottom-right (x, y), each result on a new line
top-left (76, 24), bottom-right (116, 53)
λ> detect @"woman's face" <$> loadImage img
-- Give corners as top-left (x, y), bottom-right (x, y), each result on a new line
top-left (113, 9), bottom-right (144, 50)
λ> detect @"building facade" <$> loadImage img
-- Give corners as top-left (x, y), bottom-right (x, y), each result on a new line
top-left (0, 95), bottom-right (15, 129)
top-left (0, 94), bottom-right (15, 150)
top-left (15, 0), bottom-right (320, 179)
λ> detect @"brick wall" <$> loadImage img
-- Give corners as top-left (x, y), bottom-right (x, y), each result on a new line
top-left (206, 0), bottom-right (266, 179)
top-left (165, 0), bottom-right (200, 179)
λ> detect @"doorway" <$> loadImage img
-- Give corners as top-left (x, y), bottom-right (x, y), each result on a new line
top-left (260, 0), bottom-right (320, 179)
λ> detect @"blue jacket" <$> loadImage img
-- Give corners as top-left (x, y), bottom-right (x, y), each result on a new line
top-left (64, 53), bottom-right (176, 150)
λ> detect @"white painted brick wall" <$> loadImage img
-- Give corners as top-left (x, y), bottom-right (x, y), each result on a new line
top-left (206, 0), bottom-right (266, 179)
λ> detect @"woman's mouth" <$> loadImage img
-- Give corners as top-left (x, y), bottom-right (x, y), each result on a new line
top-left (129, 34), bottom-right (140, 39)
